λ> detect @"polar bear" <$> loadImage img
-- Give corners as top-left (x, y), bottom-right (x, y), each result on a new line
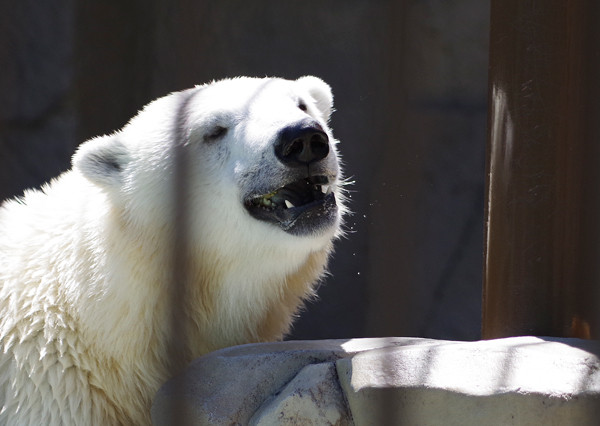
top-left (0, 76), bottom-right (345, 425)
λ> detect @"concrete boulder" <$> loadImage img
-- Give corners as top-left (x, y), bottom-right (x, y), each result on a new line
top-left (152, 337), bottom-right (600, 425)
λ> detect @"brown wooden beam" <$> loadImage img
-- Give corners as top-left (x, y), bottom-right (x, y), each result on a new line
top-left (483, 0), bottom-right (600, 339)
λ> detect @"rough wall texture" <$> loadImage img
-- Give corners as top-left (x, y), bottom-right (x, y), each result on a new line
top-left (0, 0), bottom-right (76, 200)
top-left (0, 0), bottom-right (490, 340)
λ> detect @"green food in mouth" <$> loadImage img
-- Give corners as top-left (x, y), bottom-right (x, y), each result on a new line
top-left (248, 179), bottom-right (330, 211)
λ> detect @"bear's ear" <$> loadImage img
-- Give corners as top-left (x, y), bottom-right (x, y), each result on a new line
top-left (296, 76), bottom-right (334, 122)
top-left (72, 136), bottom-right (130, 188)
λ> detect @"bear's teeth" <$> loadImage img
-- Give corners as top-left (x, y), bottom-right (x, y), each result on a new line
top-left (285, 200), bottom-right (294, 209)
top-left (320, 185), bottom-right (329, 194)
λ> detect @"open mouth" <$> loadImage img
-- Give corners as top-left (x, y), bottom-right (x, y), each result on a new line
top-left (244, 176), bottom-right (338, 234)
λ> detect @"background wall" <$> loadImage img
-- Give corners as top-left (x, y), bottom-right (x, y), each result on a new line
top-left (0, 0), bottom-right (490, 341)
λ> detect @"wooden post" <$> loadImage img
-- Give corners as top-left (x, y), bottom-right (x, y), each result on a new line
top-left (483, 1), bottom-right (600, 339)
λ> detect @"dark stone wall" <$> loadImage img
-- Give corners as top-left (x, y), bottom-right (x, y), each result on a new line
top-left (0, 0), bottom-right (490, 341)
top-left (0, 0), bottom-right (76, 199)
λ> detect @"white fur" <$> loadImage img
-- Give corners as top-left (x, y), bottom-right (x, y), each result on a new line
top-left (0, 76), bottom-right (345, 425)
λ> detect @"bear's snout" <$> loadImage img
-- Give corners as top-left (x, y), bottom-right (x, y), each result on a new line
top-left (275, 120), bottom-right (329, 167)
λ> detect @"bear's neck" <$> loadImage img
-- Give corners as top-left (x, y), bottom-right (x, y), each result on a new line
top-left (180, 245), bottom-right (330, 353)
top-left (74, 205), bottom-right (330, 375)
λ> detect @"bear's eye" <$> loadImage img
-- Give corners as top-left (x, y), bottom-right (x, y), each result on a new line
top-left (204, 126), bottom-right (228, 142)
top-left (298, 102), bottom-right (308, 112)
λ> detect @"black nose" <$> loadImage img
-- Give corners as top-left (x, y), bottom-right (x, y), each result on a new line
top-left (275, 121), bottom-right (330, 166)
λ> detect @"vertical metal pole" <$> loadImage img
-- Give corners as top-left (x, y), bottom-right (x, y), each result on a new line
top-left (483, 0), bottom-right (600, 339)
top-left (166, 91), bottom-right (196, 425)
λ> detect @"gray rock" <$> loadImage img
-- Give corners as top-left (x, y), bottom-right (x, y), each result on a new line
top-left (151, 338), bottom-right (406, 424)
top-left (152, 337), bottom-right (600, 425)
top-left (249, 362), bottom-right (353, 426)
top-left (337, 336), bottom-right (600, 425)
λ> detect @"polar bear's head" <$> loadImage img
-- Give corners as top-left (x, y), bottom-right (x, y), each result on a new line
top-left (73, 76), bottom-right (344, 258)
